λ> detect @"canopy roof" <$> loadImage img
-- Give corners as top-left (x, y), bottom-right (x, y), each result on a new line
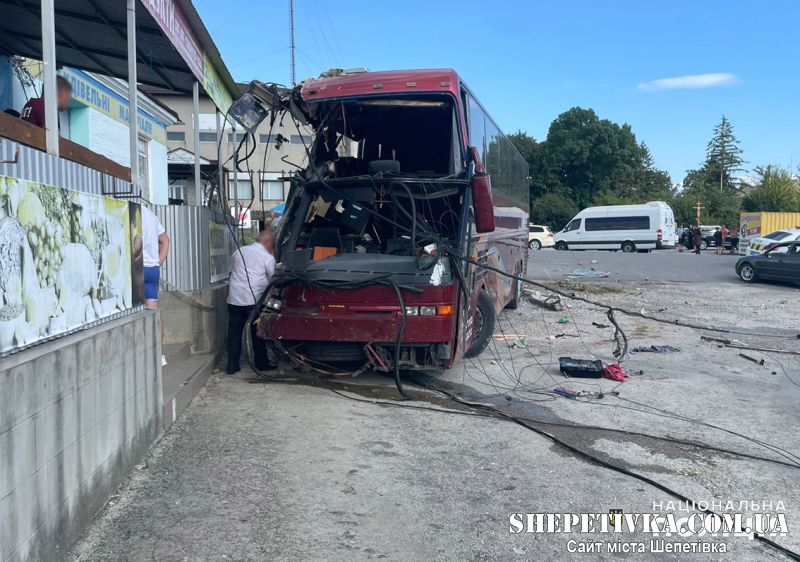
top-left (0, 0), bottom-right (237, 102)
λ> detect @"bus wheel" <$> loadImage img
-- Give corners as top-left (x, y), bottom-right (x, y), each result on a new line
top-left (555, 241), bottom-right (568, 251)
top-left (621, 241), bottom-right (636, 253)
top-left (506, 263), bottom-right (523, 310)
top-left (465, 291), bottom-right (496, 358)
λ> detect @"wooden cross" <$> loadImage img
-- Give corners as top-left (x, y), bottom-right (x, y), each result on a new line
top-left (693, 201), bottom-right (704, 226)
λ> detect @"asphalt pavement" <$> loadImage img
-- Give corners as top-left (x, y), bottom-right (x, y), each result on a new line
top-left (529, 248), bottom-right (743, 284)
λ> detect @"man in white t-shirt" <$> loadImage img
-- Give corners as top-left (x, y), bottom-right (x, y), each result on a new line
top-left (141, 206), bottom-right (170, 308)
top-left (226, 230), bottom-right (276, 374)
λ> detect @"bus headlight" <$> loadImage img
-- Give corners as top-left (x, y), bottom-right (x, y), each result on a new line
top-left (419, 306), bottom-right (437, 316)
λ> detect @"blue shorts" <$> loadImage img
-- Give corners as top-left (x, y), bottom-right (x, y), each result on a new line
top-left (144, 266), bottom-right (160, 301)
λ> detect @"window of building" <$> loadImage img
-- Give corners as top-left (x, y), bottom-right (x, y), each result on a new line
top-left (229, 175), bottom-right (253, 200)
top-left (261, 180), bottom-right (284, 201)
top-left (167, 131), bottom-right (185, 141)
top-left (199, 131), bottom-right (218, 142)
top-left (585, 216), bottom-right (650, 231)
top-left (259, 134), bottom-right (279, 144)
top-left (290, 134), bottom-right (312, 144)
top-left (169, 179), bottom-right (187, 202)
top-left (137, 136), bottom-right (149, 192)
top-left (228, 132), bottom-right (249, 143)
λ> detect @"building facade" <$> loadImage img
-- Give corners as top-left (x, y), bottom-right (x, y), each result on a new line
top-left (0, 56), bottom-right (176, 203)
top-left (155, 93), bottom-right (312, 229)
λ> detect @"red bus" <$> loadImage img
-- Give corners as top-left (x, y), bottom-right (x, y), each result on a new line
top-left (252, 69), bottom-right (529, 374)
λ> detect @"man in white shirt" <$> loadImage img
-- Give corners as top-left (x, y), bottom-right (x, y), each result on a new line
top-left (227, 230), bottom-right (276, 374)
top-left (141, 205), bottom-right (170, 367)
top-left (141, 205), bottom-right (170, 308)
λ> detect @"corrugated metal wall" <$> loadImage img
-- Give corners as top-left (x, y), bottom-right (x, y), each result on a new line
top-left (0, 137), bottom-right (134, 196)
top-left (153, 205), bottom-right (234, 292)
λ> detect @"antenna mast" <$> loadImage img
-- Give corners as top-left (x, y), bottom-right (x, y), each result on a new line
top-left (289, 0), bottom-right (296, 86)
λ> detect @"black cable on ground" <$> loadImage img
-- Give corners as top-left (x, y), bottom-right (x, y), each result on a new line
top-left (409, 380), bottom-right (800, 561)
top-left (321, 380), bottom-right (800, 469)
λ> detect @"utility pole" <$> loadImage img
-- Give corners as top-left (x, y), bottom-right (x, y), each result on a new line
top-left (288, 0), bottom-right (296, 86)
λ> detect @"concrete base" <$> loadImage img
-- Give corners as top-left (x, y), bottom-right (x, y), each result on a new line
top-left (0, 311), bottom-right (163, 562)
top-left (159, 285), bottom-right (228, 355)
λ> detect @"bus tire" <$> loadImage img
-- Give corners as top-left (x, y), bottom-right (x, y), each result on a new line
top-left (555, 241), bottom-right (568, 251)
top-left (506, 263), bottom-right (523, 310)
top-left (621, 241), bottom-right (636, 253)
top-left (465, 291), bottom-right (496, 358)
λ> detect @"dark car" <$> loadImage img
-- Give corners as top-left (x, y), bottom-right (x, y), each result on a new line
top-left (736, 242), bottom-right (800, 284)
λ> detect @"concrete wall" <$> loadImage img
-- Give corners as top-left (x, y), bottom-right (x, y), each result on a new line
top-left (160, 285), bottom-right (228, 355)
top-left (0, 311), bottom-right (163, 562)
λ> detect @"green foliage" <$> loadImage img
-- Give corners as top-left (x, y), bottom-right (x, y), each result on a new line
top-left (510, 109), bottom-right (673, 214)
top-left (529, 192), bottom-right (578, 231)
top-left (510, 112), bottom-right (792, 229)
top-left (705, 116), bottom-right (744, 190)
top-left (742, 165), bottom-right (800, 212)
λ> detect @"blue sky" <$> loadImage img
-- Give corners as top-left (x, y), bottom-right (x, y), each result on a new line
top-left (195, 0), bottom-right (799, 184)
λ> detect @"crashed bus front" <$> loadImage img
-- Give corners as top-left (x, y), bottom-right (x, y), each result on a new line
top-left (246, 69), bottom-right (528, 373)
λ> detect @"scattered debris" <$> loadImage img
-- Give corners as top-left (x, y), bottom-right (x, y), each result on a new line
top-left (555, 333), bottom-right (578, 339)
top-left (568, 267), bottom-right (610, 279)
top-left (559, 357), bottom-right (604, 378)
top-left (592, 321), bottom-right (610, 329)
top-left (557, 315), bottom-right (570, 324)
top-left (553, 386), bottom-right (578, 399)
top-left (553, 280), bottom-right (626, 294)
top-left (602, 363), bottom-right (629, 382)
top-left (701, 335), bottom-right (800, 357)
top-left (739, 352), bottom-right (765, 366)
top-left (631, 345), bottom-right (680, 353)
top-left (523, 290), bottom-right (563, 311)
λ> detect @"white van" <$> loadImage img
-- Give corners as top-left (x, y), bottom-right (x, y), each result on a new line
top-left (554, 202), bottom-right (676, 252)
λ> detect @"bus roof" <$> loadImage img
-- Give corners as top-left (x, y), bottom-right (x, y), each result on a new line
top-left (300, 69), bottom-right (462, 102)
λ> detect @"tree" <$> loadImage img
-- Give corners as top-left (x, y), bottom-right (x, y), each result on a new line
top-left (742, 165), bottom-right (800, 212)
top-left (509, 109), bottom-right (673, 216)
top-left (508, 130), bottom-right (539, 164)
top-left (529, 192), bottom-right (578, 231)
top-left (705, 115), bottom-right (744, 191)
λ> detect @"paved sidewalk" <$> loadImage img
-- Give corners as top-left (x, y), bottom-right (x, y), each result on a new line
top-left (69, 374), bottom-right (776, 561)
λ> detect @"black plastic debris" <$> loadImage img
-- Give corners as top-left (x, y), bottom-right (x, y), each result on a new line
top-left (559, 357), bottom-right (604, 378)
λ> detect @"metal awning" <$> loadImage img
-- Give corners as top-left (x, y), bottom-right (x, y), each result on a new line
top-left (0, 0), bottom-right (237, 99)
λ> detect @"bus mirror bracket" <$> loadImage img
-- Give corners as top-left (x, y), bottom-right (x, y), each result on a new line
top-left (468, 146), bottom-right (495, 233)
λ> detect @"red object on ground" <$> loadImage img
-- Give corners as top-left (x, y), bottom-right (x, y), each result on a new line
top-left (602, 363), bottom-right (628, 382)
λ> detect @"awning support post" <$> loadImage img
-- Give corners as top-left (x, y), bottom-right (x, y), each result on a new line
top-left (126, 0), bottom-right (139, 193)
top-left (193, 81), bottom-right (201, 206)
top-left (41, 0), bottom-right (59, 156)
top-left (216, 109), bottom-right (223, 210)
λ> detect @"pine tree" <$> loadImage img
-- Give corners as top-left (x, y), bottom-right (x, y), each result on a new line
top-left (705, 116), bottom-right (744, 190)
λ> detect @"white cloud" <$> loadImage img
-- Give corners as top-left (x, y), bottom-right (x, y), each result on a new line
top-left (637, 73), bottom-right (739, 92)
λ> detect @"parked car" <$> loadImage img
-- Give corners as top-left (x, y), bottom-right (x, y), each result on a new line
top-left (697, 225), bottom-right (721, 250)
top-left (736, 241), bottom-right (800, 284)
top-left (554, 201), bottom-right (676, 252)
top-left (528, 224), bottom-right (554, 250)
top-left (745, 229), bottom-right (800, 255)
